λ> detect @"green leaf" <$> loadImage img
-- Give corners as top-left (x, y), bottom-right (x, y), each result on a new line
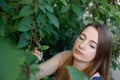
top-left (30, 63), bottom-right (40, 74)
top-left (101, 0), bottom-right (107, 6)
top-left (82, 0), bottom-right (88, 4)
top-left (35, 4), bottom-right (39, 15)
top-left (25, 51), bottom-right (37, 64)
top-left (37, 14), bottom-right (45, 24)
top-left (109, 12), bottom-right (113, 18)
top-left (61, 5), bottom-right (67, 13)
top-left (39, 23), bottom-right (53, 38)
top-left (44, 4), bottom-right (54, 13)
top-left (30, 73), bottom-right (36, 80)
top-left (47, 13), bottom-right (59, 28)
top-left (39, 5), bottom-right (46, 13)
top-left (0, 38), bottom-right (24, 80)
top-left (67, 66), bottom-right (89, 80)
top-left (18, 37), bottom-right (29, 48)
top-left (115, 12), bottom-right (120, 17)
top-left (18, 16), bottom-right (32, 32)
top-left (18, 32), bottom-right (31, 48)
top-left (47, 0), bottom-right (50, 4)
top-left (19, 5), bottom-right (33, 17)
top-left (20, 0), bottom-right (33, 4)
top-left (0, 0), bottom-right (13, 13)
top-left (39, 45), bottom-right (49, 51)
top-left (60, 0), bottom-right (68, 6)
top-left (42, 76), bottom-right (49, 80)
top-left (99, 6), bottom-right (106, 14)
top-left (71, 4), bottom-right (83, 17)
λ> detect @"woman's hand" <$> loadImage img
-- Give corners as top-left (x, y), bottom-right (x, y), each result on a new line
top-left (31, 48), bottom-right (43, 62)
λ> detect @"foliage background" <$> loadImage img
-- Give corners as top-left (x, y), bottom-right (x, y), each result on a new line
top-left (0, 0), bottom-right (120, 80)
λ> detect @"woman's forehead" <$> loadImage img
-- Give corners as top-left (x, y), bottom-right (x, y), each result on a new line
top-left (81, 26), bottom-right (98, 43)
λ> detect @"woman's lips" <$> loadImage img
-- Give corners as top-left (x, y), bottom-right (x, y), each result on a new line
top-left (75, 49), bottom-right (83, 55)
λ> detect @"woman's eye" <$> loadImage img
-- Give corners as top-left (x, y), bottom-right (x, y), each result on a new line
top-left (90, 45), bottom-right (96, 49)
top-left (79, 36), bottom-right (84, 40)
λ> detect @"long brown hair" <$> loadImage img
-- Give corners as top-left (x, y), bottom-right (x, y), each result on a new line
top-left (56, 22), bottom-right (113, 80)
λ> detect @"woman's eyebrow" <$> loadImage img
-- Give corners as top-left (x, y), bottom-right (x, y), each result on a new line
top-left (81, 33), bottom-right (98, 45)
top-left (81, 33), bottom-right (86, 37)
top-left (91, 41), bottom-right (98, 45)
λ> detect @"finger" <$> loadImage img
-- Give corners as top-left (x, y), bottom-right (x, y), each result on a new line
top-left (32, 50), bottom-right (40, 55)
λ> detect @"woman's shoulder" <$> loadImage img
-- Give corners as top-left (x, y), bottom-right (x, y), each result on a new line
top-left (60, 50), bottom-right (72, 55)
top-left (60, 50), bottom-right (72, 59)
top-left (58, 50), bottom-right (72, 68)
top-left (57, 50), bottom-right (72, 58)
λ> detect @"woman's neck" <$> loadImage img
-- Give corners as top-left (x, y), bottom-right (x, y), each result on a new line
top-left (73, 58), bottom-right (89, 71)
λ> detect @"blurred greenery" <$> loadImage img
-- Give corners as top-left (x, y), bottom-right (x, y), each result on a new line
top-left (0, 0), bottom-right (120, 80)
top-left (0, 37), bottom-right (22, 80)
top-left (0, 37), bottom-right (40, 80)
top-left (67, 66), bottom-right (89, 80)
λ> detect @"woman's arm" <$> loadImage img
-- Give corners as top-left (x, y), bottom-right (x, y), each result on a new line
top-left (35, 50), bottom-right (71, 80)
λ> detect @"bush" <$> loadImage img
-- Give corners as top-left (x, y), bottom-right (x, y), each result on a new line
top-left (0, 0), bottom-right (120, 80)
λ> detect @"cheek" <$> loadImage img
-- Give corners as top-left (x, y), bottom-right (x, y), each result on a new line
top-left (85, 50), bottom-right (96, 61)
top-left (74, 39), bottom-right (80, 47)
top-left (73, 41), bottom-right (78, 49)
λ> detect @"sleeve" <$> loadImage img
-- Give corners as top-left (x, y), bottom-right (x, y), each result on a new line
top-left (91, 77), bottom-right (103, 80)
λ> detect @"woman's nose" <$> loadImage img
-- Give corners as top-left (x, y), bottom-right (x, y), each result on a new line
top-left (79, 41), bottom-right (86, 50)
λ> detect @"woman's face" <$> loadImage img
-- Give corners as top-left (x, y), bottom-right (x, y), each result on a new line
top-left (72, 26), bottom-right (98, 63)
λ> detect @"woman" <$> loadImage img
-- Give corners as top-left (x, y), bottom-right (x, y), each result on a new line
top-left (32, 22), bottom-right (113, 80)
